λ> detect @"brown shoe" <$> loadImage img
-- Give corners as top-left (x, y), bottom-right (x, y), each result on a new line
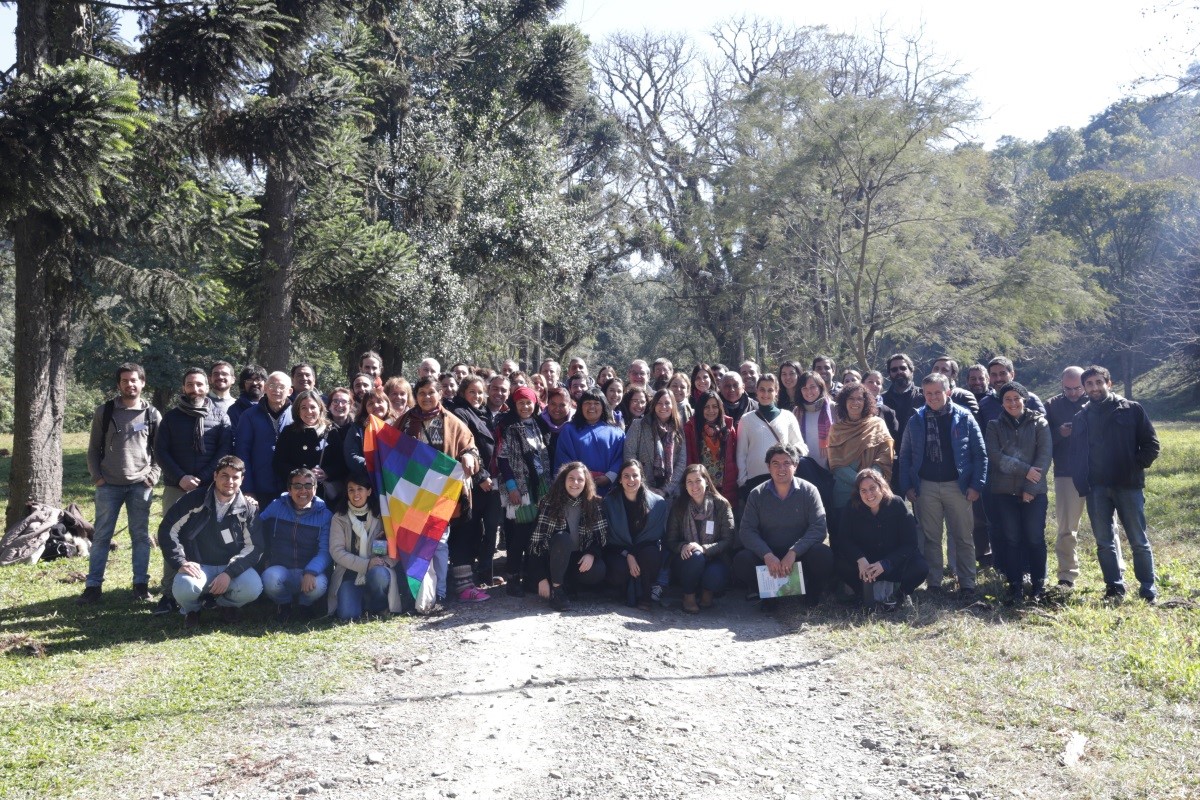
top-left (681, 594), bottom-right (700, 614)
top-left (699, 589), bottom-right (714, 609)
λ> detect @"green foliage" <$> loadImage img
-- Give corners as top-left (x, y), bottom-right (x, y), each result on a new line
top-left (132, 1), bottom-right (289, 106)
top-left (0, 60), bottom-right (150, 225)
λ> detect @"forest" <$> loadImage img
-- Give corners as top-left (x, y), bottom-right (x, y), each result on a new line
top-left (2, 1), bottom-right (1199, 525)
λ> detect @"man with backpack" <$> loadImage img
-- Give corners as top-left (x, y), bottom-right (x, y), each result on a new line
top-left (78, 362), bottom-right (162, 605)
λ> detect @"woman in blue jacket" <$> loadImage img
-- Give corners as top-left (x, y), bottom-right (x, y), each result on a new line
top-left (553, 390), bottom-right (625, 497)
top-left (603, 459), bottom-right (669, 611)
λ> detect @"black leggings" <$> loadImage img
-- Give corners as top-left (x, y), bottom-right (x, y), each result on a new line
top-left (448, 488), bottom-right (502, 582)
top-left (545, 532), bottom-right (607, 589)
top-left (605, 542), bottom-right (662, 601)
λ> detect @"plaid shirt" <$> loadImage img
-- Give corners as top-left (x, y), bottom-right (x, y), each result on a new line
top-left (528, 498), bottom-right (608, 557)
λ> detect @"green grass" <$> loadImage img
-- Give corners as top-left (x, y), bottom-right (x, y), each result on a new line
top-left (0, 433), bottom-right (409, 799)
top-left (802, 422), bottom-right (1200, 799)
top-left (2, 427), bottom-right (1198, 798)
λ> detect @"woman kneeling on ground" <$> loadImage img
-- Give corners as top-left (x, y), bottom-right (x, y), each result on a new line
top-left (833, 469), bottom-right (927, 610)
top-left (603, 459), bottom-right (669, 611)
top-left (527, 462), bottom-right (609, 611)
top-left (666, 464), bottom-right (735, 613)
top-left (328, 473), bottom-right (403, 621)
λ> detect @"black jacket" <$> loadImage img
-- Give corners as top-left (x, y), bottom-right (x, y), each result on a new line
top-left (836, 496), bottom-right (920, 573)
top-left (154, 400), bottom-right (233, 488)
top-left (450, 397), bottom-right (498, 485)
top-left (1070, 395), bottom-right (1159, 495)
top-left (158, 485), bottom-right (261, 576)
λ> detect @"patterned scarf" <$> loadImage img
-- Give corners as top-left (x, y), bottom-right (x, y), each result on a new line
top-left (688, 495), bottom-right (715, 545)
top-left (925, 402), bottom-right (952, 464)
top-left (404, 406), bottom-right (444, 448)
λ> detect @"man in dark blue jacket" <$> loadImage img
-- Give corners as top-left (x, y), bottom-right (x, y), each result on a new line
top-left (159, 455), bottom-right (262, 628)
top-left (257, 467), bottom-right (332, 621)
top-left (235, 371), bottom-right (293, 504)
top-left (1069, 365), bottom-right (1161, 603)
top-left (152, 367), bottom-right (233, 614)
top-left (228, 364), bottom-right (266, 430)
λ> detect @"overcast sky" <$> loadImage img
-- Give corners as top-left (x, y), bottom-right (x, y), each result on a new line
top-left (1, 2), bottom-right (1195, 148)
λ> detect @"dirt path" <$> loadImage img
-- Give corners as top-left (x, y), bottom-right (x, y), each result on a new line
top-left (155, 594), bottom-right (998, 800)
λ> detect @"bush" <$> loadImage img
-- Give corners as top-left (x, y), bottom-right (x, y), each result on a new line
top-left (65, 381), bottom-right (107, 433)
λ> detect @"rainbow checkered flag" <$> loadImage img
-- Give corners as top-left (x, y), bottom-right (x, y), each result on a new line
top-left (363, 416), bottom-right (466, 597)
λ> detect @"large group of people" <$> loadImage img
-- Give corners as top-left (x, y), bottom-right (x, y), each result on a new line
top-left (77, 350), bottom-right (1162, 628)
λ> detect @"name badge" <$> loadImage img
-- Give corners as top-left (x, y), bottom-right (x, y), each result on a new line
top-left (219, 528), bottom-right (234, 544)
top-left (705, 521), bottom-right (715, 537)
top-left (133, 422), bottom-right (148, 433)
top-left (372, 540), bottom-right (388, 557)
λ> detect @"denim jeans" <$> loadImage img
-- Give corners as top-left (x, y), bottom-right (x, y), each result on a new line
top-left (262, 566), bottom-right (329, 607)
top-left (672, 552), bottom-right (731, 594)
top-left (987, 493), bottom-right (1048, 590)
top-left (1086, 487), bottom-right (1156, 598)
top-left (172, 565), bottom-right (263, 613)
top-left (433, 527), bottom-right (450, 601)
top-left (87, 482), bottom-right (154, 588)
top-left (335, 565), bottom-right (392, 620)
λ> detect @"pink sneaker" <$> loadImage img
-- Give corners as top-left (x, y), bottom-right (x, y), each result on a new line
top-left (458, 586), bottom-right (491, 602)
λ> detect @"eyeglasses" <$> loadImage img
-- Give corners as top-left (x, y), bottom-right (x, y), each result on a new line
top-left (888, 365), bottom-right (909, 373)
top-left (290, 483), bottom-right (315, 490)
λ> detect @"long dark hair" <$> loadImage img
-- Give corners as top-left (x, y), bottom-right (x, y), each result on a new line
top-left (848, 468), bottom-right (893, 510)
top-left (288, 389), bottom-right (329, 433)
top-left (571, 389), bottom-right (617, 428)
top-left (337, 472), bottom-right (381, 516)
top-left (647, 389), bottom-right (682, 441)
top-left (692, 391), bottom-right (727, 434)
top-left (617, 384), bottom-right (649, 424)
top-left (672, 463), bottom-right (727, 516)
top-left (778, 360), bottom-right (802, 409)
top-left (617, 458), bottom-right (651, 516)
top-left (539, 461), bottom-right (602, 527)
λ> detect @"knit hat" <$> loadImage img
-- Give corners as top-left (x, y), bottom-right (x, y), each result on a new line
top-left (512, 386), bottom-right (538, 406)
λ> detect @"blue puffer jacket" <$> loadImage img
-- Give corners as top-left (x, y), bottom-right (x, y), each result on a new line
top-left (256, 494), bottom-right (332, 576)
top-left (898, 403), bottom-right (987, 497)
top-left (235, 399), bottom-right (291, 499)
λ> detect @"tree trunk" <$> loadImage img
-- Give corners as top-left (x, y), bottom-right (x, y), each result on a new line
top-left (6, 214), bottom-right (74, 529)
top-left (255, 165), bottom-right (299, 371)
top-left (255, 61), bottom-right (302, 371)
top-left (6, 1), bottom-right (88, 529)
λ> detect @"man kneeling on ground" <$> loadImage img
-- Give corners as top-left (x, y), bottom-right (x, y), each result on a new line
top-left (258, 467), bottom-right (332, 621)
top-left (733, 443), bottom-right (833, 609)
top-left (158, 455), bottom-right (263, 629)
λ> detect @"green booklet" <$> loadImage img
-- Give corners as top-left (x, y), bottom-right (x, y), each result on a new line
top-left (755, 563), bottom-right (806, 598)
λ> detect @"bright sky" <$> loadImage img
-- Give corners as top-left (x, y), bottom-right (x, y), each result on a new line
top-left (561, 0), bottom-right (1198, 147)
top-left (0, 2), bottom-right (1194, 148)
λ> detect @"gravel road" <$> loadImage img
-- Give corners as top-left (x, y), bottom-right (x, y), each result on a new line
top-left (152, 593), bottom-right (1003, 800)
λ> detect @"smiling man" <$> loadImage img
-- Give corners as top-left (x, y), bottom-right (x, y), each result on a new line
top-left (898, 373), bottom-right (987, 598)
top-left (152, 367), bottom-right (233, 614)
top-left (1068, 365), bottom-right (1161, 603)
top-left (235, 370), bottom-right (293, 504)
top-left (257, 467), bottom-right (333, 621)
top-left (734, 443), bottom-right (832, 610)
top-left (159, 455), bottom-right (263, 629)
top-left (78, 362), bottom-right (162, 606)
